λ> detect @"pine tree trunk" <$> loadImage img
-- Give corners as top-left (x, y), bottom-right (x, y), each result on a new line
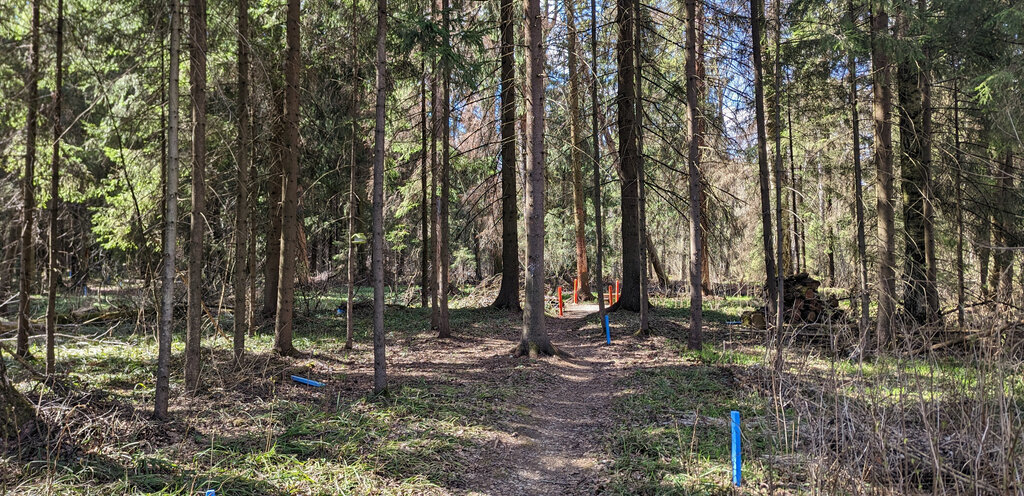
top-left (45, 0), bottom-right (64, 375)
top-left (849, 18), bottom-right (870, 347)
top-left (371, 0), bottom-right (388, 392)
top-left (491, 0), bottom-right (521, 310)
top-left (635, 0), bottom-right (649, 331)
top-left (233, 0), bottom-right (251, 363)
top-left (749, 0), bottom-right (779, 314)
top-left (871, 3), bottom-right (896, 348)
top-left (896, 10), bottom-right (930, 326)
top-left (953, 77), bottom-right (965, 327)
top-left (590, 0), bottom-right (606, 324)
top-left (262, 86), bottom-right (284, 319)
top-left (919, 0), bottom-right (938, 322)
top-left (345, 0), bottom-right (359, 350)
top-left (567, 0), bottom-right (592, 302)
top-left (274, 0), bottom-right (302, 357)
top-left (437, 0), bottom-right (452, 338)
top-left (516, 0), bottom-right (558, 357)
top-left (420, 67), bottom-right (429, 308)
top-left (613, 0), bottom-right (644, 312)
top-left (155, 0), bottom-right (182, 420)
top-left (17, 0), bottom-right (41, 358)
top-left (991, 151), bottom-right (1015, 307)
top-left (185, 0), bottom-right (208, 390)
top-left (685, 0), bottom-right (703, 350)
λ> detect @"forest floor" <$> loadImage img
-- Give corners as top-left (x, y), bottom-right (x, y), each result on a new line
top-left (2, 288), bottom-right (1022, 494)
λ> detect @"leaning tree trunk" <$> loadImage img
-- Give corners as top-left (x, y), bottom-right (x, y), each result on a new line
top-left (749, 0), bottom-right (778, 314)
top-left (233, 0), bottom-right (251, 363)
top-left (567, 0), bottom-right (592, 301)
top-left (17, 0), bottom-right (41, 358)
top-left (491, 0), bottom-right (521, 310)
top-left (871, 3), bottom-right (896, 349)
top-left (685, 0), bottom-right (703, 350)
top-left (274, 0), bottom-right (302, 357)
top-left (516, 0), bottom-right (559, 357)
top-left (184, 0), bottom-right (207, 390)
top-left (45, 0), bottom-right (64, 375)
top-left (155, 0), bottom-right (182, 420)
top-left (371, 0), bottom-right (388, 393)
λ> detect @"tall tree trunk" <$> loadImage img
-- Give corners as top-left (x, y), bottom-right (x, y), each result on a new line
top-left (45, 0), bottom-right (65, 375)
top-left (990, 151), bottom-right (1015, 306)
top-left (430, 30), bottom-right (440, 328)
top-left (590, 0), bottom-right (606, 326)
top-left (185, 0), bottom-right (208, 390)
top-left (274, 0), bottom-right (302, 357)
top-left (695, 0), bottom-right (711, 296)
top-left (420, 67), bottom-right (429, 308)
top-left (896, 10), bottom-right (929, 326)
top-left (613, 0), bottom-right (644, 312)
top-left (491, 0), bottom-right (521, 310)
top-left (786, 88), bottom-right (800, 275)
top-left (871, 3), bottom-right (896, 348)
top-left (848, 12), bottom-right (870, 350)
top-left (953, 76), bottom-right (965, 327)
top-left (567, 0), bottom-right (592, 301)
top-left (437, 0), bottom-right (452, 338)
top-left (233, 0), bottom-right (251, 363)
top-left (749, 0), bottom-right (778, 314)
top-left (262, 100), bottom-right (283, 318)
top-left (345, 0), bottom-right (360, 349)
top-left (516, 0), bottom-right (558, 357)
top-left (155, 0), bottom-right (181, 420)
top-left (771, 0), bottom-right (784, 369)
top-left (919, 0), bottom-right (938, 322)
top-left (17, 0), bottom-right (41, 358)
top-left (635, 0), bottom-right (649, 331)
top-left (371, 0), bottom-right (388, 393)
top-left (685, 0), bottom-right (703, 350)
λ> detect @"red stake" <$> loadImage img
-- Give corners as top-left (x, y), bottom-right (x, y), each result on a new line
top-left (608, 285), bottom-right (613, 306)
top-left (573, 277), bottom-right (579, 304)
top-left (615, 280), bottom-right (620, 303)
top-left (558, 286), bottom-right (564, 316)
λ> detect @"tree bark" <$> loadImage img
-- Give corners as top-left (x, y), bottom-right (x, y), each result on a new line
top-left (420, 67), bottom-right (429, 308)
top-left (371, 0), bottom-right (388, 393)
top-left (635, 0), bottom-right (649, 331)
top-left (274, 0), bottom-right (302, 357)
top-left (953, 76), bottom-right (965, 327)
top-left (45, 0), bottom-right (64, 375)
top-left (155, 0), bottom-right (181, 420)
top-left (896, 10), bottom-right (930, 326)
top-left (491, 0), bottom-right (521, 310)
top-left (749, 0), bottom-right (779, 314)
top-left (17, 0), bottom-right (41, 358)
top-left (848, 6), bottom-right (870, 351)
top-left (685, 0), bottom-right (703, 350)
top-left (233, 0), bottom-right (251, 363)
top-left (612, 0), bottom-right (645, 312)
top-left (990, 151), bottom-right (1015, 306)
top-left (590, 0), bottom-right (606, 327)
top-left (0, 348), bottom-right (36, 447)
top-left (516, 0), bottom-right (559, 357)
top-left (567, 0), bottom-right (592, 302)
top-left (871, 3), bottom-right (896, 348)
top-left (185, 0), bottom-right (207, 390)
top-left (345, 0), bottom-right (360, 349)
top-left (437, 0), bottom-right (452, 338)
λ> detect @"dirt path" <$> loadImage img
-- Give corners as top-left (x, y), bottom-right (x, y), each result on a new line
top-left (465, 303), bottom-right (634, 495)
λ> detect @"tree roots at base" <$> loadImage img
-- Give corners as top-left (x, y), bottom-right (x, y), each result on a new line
top-left (512, 341), bottom-right (572, 358)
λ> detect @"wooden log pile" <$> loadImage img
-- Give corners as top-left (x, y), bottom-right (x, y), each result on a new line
top-left (742, 273), bottom-right (845, 329)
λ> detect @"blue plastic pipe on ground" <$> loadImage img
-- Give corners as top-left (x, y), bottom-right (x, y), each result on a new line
top-left (731, 410), bottom-right (742, 486)
top-left (604, 314), bottom-right (611, 344)
top-left (291, 375), bottom-right (325, 387)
